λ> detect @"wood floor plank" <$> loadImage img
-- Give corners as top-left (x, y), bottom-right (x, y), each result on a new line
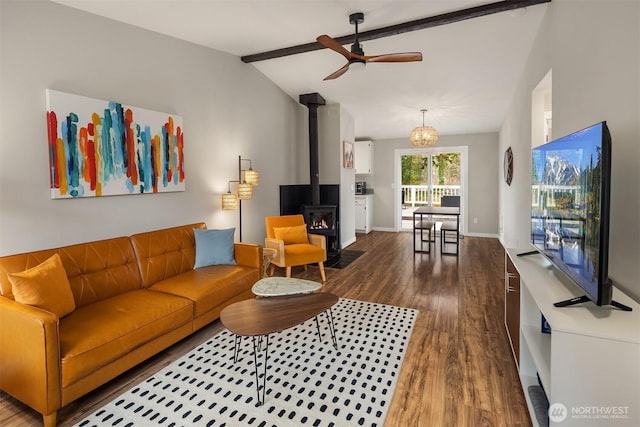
top-left (0, 232), bottom-right (531, 426)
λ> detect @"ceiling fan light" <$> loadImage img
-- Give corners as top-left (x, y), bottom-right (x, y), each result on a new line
top-left (349, 61), bottom-right (366, 72)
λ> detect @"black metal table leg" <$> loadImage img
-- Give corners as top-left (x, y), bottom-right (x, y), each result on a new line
top-left (233, 334), bottom-right (241, 363)
top-left (325, 308), bottom-right (338, 350)
top-left (314, 316), bottom-right (323, 342)
top-left (252, 335), bottom-right (269, 405)
top-left (413, 211), bottom-right (417, 252)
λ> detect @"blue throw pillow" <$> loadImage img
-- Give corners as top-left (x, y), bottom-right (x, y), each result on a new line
top-left (193, 228), bottom-right (237, 269)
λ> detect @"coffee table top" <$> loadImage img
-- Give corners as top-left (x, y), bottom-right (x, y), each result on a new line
top-left (252, 276), bottom-right (322, 296)
top-left (220, 292), bottom-right (339, 337)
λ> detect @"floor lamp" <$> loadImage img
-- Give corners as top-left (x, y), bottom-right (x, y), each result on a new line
top-left (221, 155), bottom-right (259, 242)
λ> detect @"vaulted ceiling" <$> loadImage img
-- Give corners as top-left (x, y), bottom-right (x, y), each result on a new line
top-left (50, 0), bottom-right (549, 140)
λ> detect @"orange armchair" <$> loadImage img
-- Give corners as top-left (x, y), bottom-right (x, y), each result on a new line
top-left (265, 214), bottom-right (327, 281)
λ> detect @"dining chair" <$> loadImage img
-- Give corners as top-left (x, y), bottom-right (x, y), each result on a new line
top-left (414, 218), bottom-right (435, 253)
top-left (440, 196), bottom-right (460, 255)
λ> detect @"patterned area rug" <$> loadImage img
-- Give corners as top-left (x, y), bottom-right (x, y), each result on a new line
top-left (75, 298), bottom-right (417, 427)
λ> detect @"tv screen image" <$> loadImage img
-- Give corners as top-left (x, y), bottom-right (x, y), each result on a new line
top-left (529, 121), bottom-right (628, 310)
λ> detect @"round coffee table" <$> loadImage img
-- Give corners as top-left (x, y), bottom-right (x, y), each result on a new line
top-left (252, 276), bottom-right (322, 297)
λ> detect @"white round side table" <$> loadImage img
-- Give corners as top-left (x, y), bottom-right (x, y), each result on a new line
top-left (252, 276), bottom-right (322, 297)
top-left (262, 247), bottom-right (277, 278)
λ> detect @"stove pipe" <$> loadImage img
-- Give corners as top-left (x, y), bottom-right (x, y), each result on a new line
top-left (299, 92), bottom-right (326, 206)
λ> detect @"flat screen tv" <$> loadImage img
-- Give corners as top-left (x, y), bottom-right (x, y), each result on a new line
top-left (527, 121), bottom-right (629, 310)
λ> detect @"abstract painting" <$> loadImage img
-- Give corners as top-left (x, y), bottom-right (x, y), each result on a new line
top-left (45, 89), bottom-right (185, 198)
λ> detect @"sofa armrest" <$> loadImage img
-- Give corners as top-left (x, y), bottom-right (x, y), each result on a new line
top-left (0, 297), bottom-right (61, 417)
top-left (308, 233), bottom-right (326, 250)
top-left (233, 242), bottom-right (262, 271)
top-left (265, 238), bottom-right (285, 267)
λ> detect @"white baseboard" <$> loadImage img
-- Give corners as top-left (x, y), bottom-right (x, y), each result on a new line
top-left (372, 227), bottom-right (498, 239)
top-left (372, 227), bottom-right (396, 232)
top-left (464, 232), bottom-right (499, 239)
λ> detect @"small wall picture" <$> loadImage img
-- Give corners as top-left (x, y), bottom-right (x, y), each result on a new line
top-left (504, 146), bottom-right (514, 186)
top-left (343, 141), bottom-right (354, 169)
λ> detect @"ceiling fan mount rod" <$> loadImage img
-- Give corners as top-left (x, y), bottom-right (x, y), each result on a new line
top-left (349, 12), bottom-right (365, 54)
top-left (349, 12), bottom-right (364, 26)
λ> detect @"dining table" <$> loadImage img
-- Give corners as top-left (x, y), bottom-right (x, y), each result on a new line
top-left (412, 206), bottom-right (461, 254)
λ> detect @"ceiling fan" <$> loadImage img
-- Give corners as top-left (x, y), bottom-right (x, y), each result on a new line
top-left (316, 12), bottom-right (423, 81)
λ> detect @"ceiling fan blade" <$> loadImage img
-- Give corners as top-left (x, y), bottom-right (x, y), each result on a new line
top-left (317, 35), bottom-right (353, 60)
top-left (365, 52), bottom-right (423, 63)
top-left (323, 62), bottom-right (350, 80)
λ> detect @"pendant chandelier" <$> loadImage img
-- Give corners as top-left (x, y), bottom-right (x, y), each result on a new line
top-left (410, 109), bottom-right (438, 147)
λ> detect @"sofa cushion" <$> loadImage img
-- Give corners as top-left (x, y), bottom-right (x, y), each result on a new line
top-left (8, 254), bottom-right (76, 318)
top-left (193, 228), bottom-right (236, 268)
top-left (148, 265), bottom-right (257, 317)
top-left (130, 223), bottom-right (206, 288)
top-left (273, 225), bottom-right (309, 245)
top-left (59, 289), bottom-right (192, 387)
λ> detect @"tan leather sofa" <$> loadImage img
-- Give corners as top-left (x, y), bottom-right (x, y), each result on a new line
top-left (0, 223), bottom-right (262, 427)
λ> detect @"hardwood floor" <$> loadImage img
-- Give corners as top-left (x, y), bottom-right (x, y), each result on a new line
top-left (0, 232), bottom-right (531, 427)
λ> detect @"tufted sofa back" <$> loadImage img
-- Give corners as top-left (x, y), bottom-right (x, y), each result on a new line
top-left (0, 237), bottom-right (142, 308)
top-left (130, 223), bottom-right (206, 288)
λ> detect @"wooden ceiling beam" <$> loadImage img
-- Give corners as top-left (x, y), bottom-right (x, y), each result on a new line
top-left (241, 0), bottom-right (551, 63)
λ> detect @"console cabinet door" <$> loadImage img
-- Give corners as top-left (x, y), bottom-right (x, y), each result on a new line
top-left (505, 255), bottom-right (520, 365)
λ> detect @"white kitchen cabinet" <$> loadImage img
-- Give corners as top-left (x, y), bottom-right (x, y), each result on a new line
top-left (355, 195), bottom-right (373, 233)
top-left (354, 140), bottom-right (372, 175)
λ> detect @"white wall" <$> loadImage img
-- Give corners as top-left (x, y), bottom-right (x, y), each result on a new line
top-left (499, 0), bottom-right (640, 300)
top-left (0, 0), bottom-right (307, 254)
top-left (338, 105), bottom-right (356, 248)
top-left (317, 103), bottom-right (356, 250)
top-left (367, 133), bottom-right (499, 235)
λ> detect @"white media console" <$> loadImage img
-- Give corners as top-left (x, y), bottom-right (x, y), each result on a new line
top-left (504, 248), bottom-right (639, 427)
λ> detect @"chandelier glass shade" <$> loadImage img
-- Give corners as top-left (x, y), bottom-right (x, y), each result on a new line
top-left (410, 109), bottom-right (438, 147)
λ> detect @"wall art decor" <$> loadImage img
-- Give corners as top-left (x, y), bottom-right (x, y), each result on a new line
top-left (45, 89), bottom-right (185, 199)
top-left (504, 146), bottom-right (513, 186)
top-left (343, 141), bottom-right (354, 169)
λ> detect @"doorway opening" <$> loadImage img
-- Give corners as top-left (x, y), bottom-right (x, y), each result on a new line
top-left (394, 146), bottom-right (468, 232)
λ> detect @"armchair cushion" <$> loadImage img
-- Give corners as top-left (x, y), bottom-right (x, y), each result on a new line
top-left (193, 228), bottom-right (237, 269)
top-left (273, 225), bottom-right (309, 245)
top-left (8, 253), bottom-right (76, 318)
top-left (283, 244), bottom-right (326, 266)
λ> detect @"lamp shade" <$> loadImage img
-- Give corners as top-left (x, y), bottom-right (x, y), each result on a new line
top-left (221, 192), bottom-right (238, 210)
top-left (410, 125), bottom-right (439, 147)
top-left (244, 169), bottom-right (259, 186)
top-left (237, 183), bottom-right (253, 200)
